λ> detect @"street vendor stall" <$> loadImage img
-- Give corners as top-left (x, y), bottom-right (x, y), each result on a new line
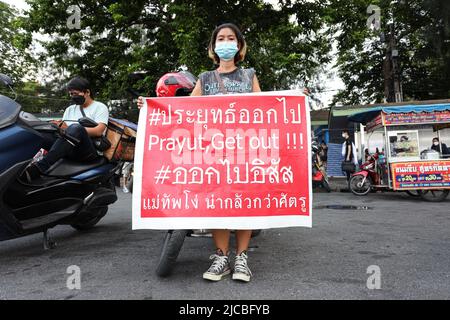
top-left (348, 103), bottom-right (450, 202)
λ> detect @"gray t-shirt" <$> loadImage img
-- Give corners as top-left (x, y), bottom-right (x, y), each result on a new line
top-left (63, 101), bottom-right (109, 125)
top-left (199, 68), bottom-right (255, 96)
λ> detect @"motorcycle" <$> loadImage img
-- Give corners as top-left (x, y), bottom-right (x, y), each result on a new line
top-left (350, 151), bottom-right (448, 201)
top-left (349, 153), bottom-right (381, 196)
top-left (0, 73), bottom-right (120, 249)
top-left (311, 142), bottom-right (331, 192)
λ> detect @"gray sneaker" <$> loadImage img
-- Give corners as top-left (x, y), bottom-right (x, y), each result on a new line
top-left (232, 251), bottom-right (252, 282)
top-left (203, 250), bottom-right (231, 281)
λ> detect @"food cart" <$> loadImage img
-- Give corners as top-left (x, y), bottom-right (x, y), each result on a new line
top-left (348, 103), bottom-right (450, 202)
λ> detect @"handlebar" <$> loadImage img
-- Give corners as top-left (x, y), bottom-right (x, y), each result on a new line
top-left (47, 121), bottom-right (81, 146)
top-left (78, 117), bottom-right (98, 128)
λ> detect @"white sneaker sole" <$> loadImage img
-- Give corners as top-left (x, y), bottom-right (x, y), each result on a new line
top-left (203, 269), bottom-right (231, 281)
top-left (232, 272), bottom-right (251, 282)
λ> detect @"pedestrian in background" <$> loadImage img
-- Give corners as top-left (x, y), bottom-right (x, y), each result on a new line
top-left (341, 130), bottom-right (358, 182)
top-left (364, 148), bottom-right (370, 161)
top-left (319, 141), bottom-right (328, 170)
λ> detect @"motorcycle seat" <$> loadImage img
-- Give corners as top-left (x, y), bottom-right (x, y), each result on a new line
top-left (46, 157), bottom-right (108, 178)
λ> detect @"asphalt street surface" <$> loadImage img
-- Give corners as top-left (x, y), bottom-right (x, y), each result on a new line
top-left (1, 188), bottom-right (449, 299)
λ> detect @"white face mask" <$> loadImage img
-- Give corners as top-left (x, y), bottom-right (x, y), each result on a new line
top-left (214, 41), bottom-right (239, 61)
top-left (342, 134), bottom-right (347, 138)
top-left (433, 141), bottom-right (439, 146)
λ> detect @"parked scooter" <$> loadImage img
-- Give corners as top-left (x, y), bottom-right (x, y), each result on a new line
top-left (311, 141), bottom-right (331, 192)
top-left (349, 153), bottom-right (382, 196)
top-left (350, 151), bottom-right (448, 201)
top-left (0, 73), bottom-right (120, 249)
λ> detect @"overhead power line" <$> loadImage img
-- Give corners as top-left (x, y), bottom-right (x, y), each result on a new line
top-left (0, 90), bottom-right (69, 102)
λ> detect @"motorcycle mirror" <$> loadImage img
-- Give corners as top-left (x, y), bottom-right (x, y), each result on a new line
top-left (127, 72), bottom-right (151, 98)
top-left (78, 116), bottom-right (98, 128)
top-left (0, 74), bottom-right (13, 87)
top-left (126, 87), bottom-right (141, 98)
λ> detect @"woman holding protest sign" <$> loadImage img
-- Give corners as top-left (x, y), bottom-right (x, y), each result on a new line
top-left (139, 23), bottom-right (316, 282)
top-left (192, 25), bottom-right (309, 283)
top-left (190, 23), bottom-right (261, 283)
top-left (138, 23), bottom-right (261, 282)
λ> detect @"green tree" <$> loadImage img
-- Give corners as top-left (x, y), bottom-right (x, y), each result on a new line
top-left (0, 2), bottom-right (69, 112)
top-left (329, 0), bottom-right (450, 105)
top-left (167, 0), bottom-right (332, 91)
top-left (13, 81), bottom-right (70, 113)
top-left (0, 2), bottom-right (34, 82)
top-left (22, 0), bottom-right (332, 120)
top-left (23, 0), bottom-right (179, 119)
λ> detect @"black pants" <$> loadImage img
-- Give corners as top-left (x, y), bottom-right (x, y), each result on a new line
top-left (36, 124), bottom-right (98, 173)
top-left (345, 171), bottom-right (352, 181)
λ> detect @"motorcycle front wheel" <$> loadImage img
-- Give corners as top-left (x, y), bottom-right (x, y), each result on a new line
top-left (155, 230), bottom-right (189, 277)
top-left (322, 179), bottom-right (332, 192)
top-left (70, 206), bottom-right (108, 231)
top-left (349, 175), bottom-right (371, 196)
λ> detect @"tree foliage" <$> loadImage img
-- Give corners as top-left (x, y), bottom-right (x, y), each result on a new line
top-left (0, 2), bottom-right (34, 82)
top-left (18, 0), bottom-right (331, 119)
top-left (2, 0), bottom-right (449, 115)
top-left (0, 2), bottom-right (68, 112)
top-left (329, 0), bottom-right (450, 105)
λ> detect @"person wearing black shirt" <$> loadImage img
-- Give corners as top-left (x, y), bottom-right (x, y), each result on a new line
top-left (341, 130), bottom-right (358, 182)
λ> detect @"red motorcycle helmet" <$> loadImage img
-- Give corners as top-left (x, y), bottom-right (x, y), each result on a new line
top-left (156, 71), bottom-right (197, 97)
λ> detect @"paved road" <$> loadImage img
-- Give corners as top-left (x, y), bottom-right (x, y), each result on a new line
top-left (0, 189), bottom-right (449, 300)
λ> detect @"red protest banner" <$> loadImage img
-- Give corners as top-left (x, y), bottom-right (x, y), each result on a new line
top-left (391, 160), bottom-right (450, 190)
top-left (132, 91), bottom-right (312, 230)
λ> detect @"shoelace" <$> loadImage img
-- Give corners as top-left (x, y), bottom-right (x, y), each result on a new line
top-left (208, 254), bottom-right (229, 273)
top-left (234, 253), bottom-right (252, 276)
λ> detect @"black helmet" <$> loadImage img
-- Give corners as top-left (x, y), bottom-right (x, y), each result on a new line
top-left (311, 141), bottom-right (320, 153)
